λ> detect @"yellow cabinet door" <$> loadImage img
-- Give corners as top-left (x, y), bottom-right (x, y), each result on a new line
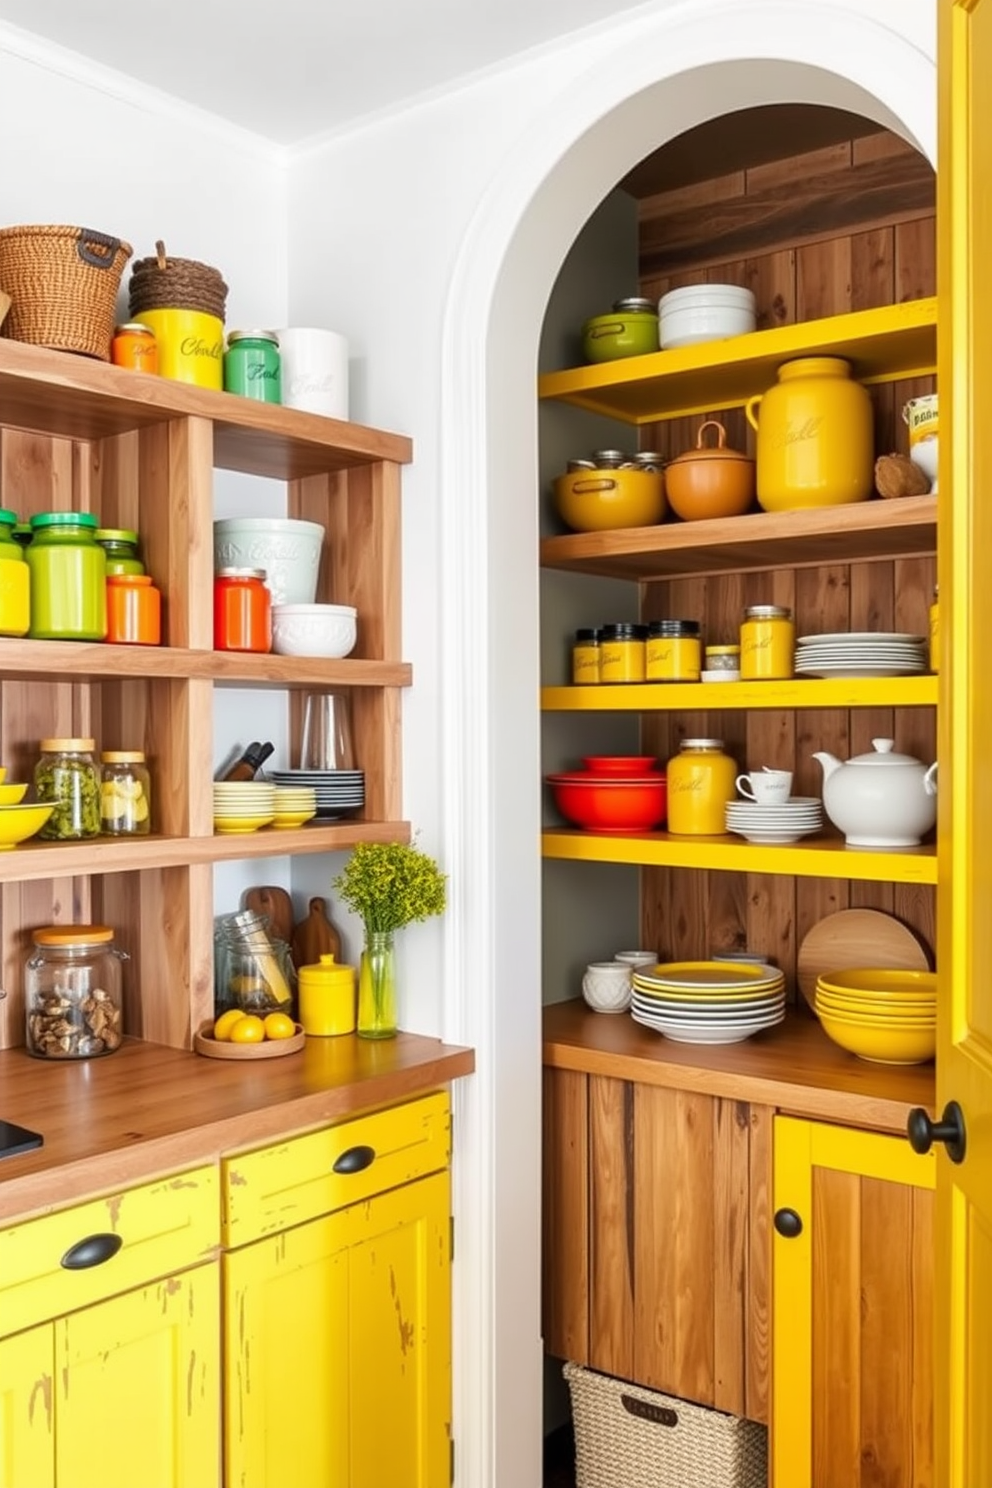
top-left (56, 1264), bottom-right (221, 1488)
top-left (225, 1170), bottom-right (451, 1488)
top-left (0, 1324), bottom-right (54, 1488)
top-left (938, 3), bottom-right (992, 1483)
top-left (773, 1117), bottom-right (935, 1488)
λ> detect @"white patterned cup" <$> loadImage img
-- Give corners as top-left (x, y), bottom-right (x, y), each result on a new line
top-left (276, 328), bottom-right (349, 419)
top-left (581, 961), bottom-right (632, 1014)
top-left (735, 768), bottom-right (793, 803)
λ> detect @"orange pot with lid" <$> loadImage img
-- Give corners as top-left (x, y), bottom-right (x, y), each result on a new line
top-left (664, 420), bottom-right (755, 521)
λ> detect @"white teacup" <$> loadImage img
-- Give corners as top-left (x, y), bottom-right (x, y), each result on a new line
top-left (614, 950), bottom-right (657, 968)
top-left (581, 961), bottom-right (632, 1014)
top-left (736, 768), bottom-right (793, 804)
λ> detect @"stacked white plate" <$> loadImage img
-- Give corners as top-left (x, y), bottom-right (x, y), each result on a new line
top-left (266, 769), bottom-right (365, 819)
top-left (630, 960), bottom-right (786, 1045)
top-left (794, 631), bottom-right (928, 678)
top-left (725, 795), bottom-right (823, 844)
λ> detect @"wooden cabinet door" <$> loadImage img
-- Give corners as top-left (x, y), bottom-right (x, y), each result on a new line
top-left (55, 1263), bottom-right (220, 1488)
top-left (937, 2), bottom-right (992, 1482)
top-left (773, 1117), bottom-right (935, 1488)
top-left (543, 1069), bottom-right (771, 1422)
top-left (225, 1170), bottom-right (451, 1488)
top-left (0, 1324), bottom-right (54, 1488)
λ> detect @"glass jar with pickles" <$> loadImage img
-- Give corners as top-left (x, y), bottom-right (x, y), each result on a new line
top-left (34, 738), bottom-right (101, 840)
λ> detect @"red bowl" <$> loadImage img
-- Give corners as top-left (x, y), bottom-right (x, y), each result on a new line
top-left (546, 774), bottom-right (667, 831)
top-left (582, 755), bottom-right (659, 776)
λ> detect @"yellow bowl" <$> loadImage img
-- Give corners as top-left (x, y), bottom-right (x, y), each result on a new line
top-left (817, 1007), bottom-right (936, 1064)
top-left (213, 814), bottom-right (276, 835)
top-left (815, 997), bottom-right (934, 1027)
top-left (0, 802), bottom-right (55, 849)
top-left (270, 810), bottom-right (317, 830)
top-left (0, 783), bottom-right (28, 806)
top-left (816, 968), bottom-right (937, 999)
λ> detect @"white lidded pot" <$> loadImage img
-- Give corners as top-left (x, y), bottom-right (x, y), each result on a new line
top-left (812, 738), bottom-right (938, 848)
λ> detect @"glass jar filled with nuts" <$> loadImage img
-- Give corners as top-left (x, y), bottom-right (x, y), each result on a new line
top-left (25, 925), bottom-right (127, 1059)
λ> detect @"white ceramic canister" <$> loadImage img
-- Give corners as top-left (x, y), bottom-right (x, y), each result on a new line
top-left (275, 328), bottom-right (349, 418)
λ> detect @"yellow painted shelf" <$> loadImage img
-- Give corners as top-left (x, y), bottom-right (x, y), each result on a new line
top-left (541, 829), bottom-right (937, 885)
top-left (537, 297), bottom-right (937, 424)
top-left (542, 675), bottom-right (938, 712)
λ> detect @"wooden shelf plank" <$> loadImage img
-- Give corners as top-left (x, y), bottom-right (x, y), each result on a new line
top-left (539, 495), bottom-right (937, 581)
top-left (541, 829), bottom-right (937, 885)
top-left (538, 297), bottom-right (937, 424)
top-left (0, 639), bottom-right (411, 688)
top-left (542, 675), bottom-right (937, 711)
top-left (0, 339), bottom-right (411, 478)
top-left (0, 822), bottom-right (412, 883)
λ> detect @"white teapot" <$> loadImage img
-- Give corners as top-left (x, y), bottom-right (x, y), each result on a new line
top-left (812, 738), bottom-right (938, 848)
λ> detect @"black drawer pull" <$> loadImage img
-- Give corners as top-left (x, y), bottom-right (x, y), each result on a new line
top-left (60, 1233), bottom-right (123, 1270)
top-left (621, 1394), bottom-right (678, 1428)
top-left (333, 1144), bottom-right (376, 1175)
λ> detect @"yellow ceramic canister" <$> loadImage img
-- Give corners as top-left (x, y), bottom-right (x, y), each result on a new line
top-left (646, 620), bottom-right (702, 682)
top-left (572, 628), bottom-right (601, 685)
top-left (297, 953), bottom-right (356, 1036)
top-left (599, 623), bottom-right (647, 684)
top-left (740, 604), bottom-right (795, 680)
top-left (133, 308), bottom-right (224, 390)
top-left (666, 738), bottom-right (737, 835)
top-left (745, 356), bottom-right (874, 512)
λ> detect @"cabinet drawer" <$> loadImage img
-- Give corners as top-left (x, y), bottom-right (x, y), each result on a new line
top-left (0, 1165), bottom-right (219, 1339)
top-left (222, 1090), bottom-right (450, 1245)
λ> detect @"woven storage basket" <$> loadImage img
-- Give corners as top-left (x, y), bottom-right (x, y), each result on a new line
top-left (564, 1363), bottom-right (768, 1488)
top-left (0, 225), bottom-right (132, 361)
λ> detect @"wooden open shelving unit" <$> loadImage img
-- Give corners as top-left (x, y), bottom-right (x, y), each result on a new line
top-left (0, 340), bottom-right (413, 1051)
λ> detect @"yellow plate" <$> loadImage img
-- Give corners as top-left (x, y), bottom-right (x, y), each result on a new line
top-left (633, 983), bottom-right (784, 1004)
top-left (270, 810), bottom-right (318, 829)
top-left (213, 814), bottom-right (276, 834)
top-left (0, 783), bottom-right (28, 806)
top-left (635, 960), bottom-right (776, 988)
top-left (0, 802), bottom-right (55, 848)
top-left (816, 968), bottom-right (937, 999)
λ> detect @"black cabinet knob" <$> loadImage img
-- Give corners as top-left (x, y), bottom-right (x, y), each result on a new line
top-left (907, 1100), bottom-right (966, 1164)
top-left (774, 1207), bottom-right (803, 1239)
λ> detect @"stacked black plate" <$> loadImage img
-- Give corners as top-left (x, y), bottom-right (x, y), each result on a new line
top-left (266, 770), bottom-right (365, 818)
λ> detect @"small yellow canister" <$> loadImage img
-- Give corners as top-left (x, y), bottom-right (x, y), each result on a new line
top-left (598, 623), bottom-right (647, 684)
top-left (133, 308), bottom-right (224, 390)
top-left (740, 604), bottom-right (795, 680)
top-left (297, 953), bottom-right (356, 1037)
top-left (646, 620), bottom-right (701, 682)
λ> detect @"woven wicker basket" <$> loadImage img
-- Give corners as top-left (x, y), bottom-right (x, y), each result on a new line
top-left (564, 1363), bottom-right (768, 1488)
top-left (0, 225), bottom-right (132, 361)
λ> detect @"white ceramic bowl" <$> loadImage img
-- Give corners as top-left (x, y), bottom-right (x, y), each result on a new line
top-left (659, 284), bottom-right (757, 349)
top-left (272, 603), bottom-right (357, 658)
top-left (581, 961), bottom-right (633, 1014)
top-left (213, 517), bottom-right (325, 606)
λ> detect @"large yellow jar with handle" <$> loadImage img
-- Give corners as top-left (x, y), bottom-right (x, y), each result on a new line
top-left (745, 356), bottom-right (874, 511)
top-left (666, 738), bottom-right (737, 835)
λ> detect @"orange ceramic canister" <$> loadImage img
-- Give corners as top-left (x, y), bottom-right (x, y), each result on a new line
top-left (133, 309), bottom-right (224, 390)
top-left (666, 737), bottom-right (737, 835)
top-left (745, 356), bottom-right (874, 512)
top-left (106, 574), bottom-right (162, 645)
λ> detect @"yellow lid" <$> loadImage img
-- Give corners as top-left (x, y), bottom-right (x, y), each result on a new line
top-left (32, 925), bottom-right (115, 946)
top-left (40, 738), bottom-right (95, 753)
top-left (298, 953), bottom-right (355, 983)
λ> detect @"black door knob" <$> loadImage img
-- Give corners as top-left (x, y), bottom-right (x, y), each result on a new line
top-left (774, 1207), bottom-right (803, 1239)
top-left (907, 1100), bottom-right (967, 1164)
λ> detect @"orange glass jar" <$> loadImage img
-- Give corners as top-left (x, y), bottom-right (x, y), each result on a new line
top-left (111, 322), bottom-right (159, 374)
top-left (106, 573), bottom-right (161, 645)
top-left (214, 567), bottom-right (272, 653)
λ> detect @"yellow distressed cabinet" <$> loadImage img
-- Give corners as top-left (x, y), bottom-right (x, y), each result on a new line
top-left (222, 1091), bottom-right (453, 1488)
top-left (772, 1117), bottom-right (935, 1488)
top-left (0, 1165), bottom-right (221, 1488)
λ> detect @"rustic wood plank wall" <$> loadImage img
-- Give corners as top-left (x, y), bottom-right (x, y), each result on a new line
top-left (635, 131), bottom-right (937, 994)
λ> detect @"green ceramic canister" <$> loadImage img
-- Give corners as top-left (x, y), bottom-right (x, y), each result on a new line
top-left (0, 509), bottom-right (30, 637)
top-left (27, 512), bottom-right (107, 641)
top-left (95, 528), bottom-right (144, 576)
top-left (223, 329), bottom-right (282, 403)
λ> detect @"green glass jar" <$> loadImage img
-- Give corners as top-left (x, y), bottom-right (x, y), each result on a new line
top-left (223, 330), bottom-right (281, 403)
top-left (95, 528), bottom-right (144, 576)
top-left (0, 509), bottom-right (30, 637)
top-left (27, 512), bottom-right (107, 640)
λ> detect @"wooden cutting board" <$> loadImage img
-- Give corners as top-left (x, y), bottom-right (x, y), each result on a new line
top-left (796, 908), bottom-right (932, 1010)
top-left (242, 885), bottom-right (294, 949)
top-left (291, 897), bottom-right (342, 970)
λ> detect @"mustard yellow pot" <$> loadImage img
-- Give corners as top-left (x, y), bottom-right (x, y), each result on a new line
top-left (553, 465), bottom-right (666, 532)
top-left (133, 308), bottom-right (224, 390)
top-left (666, 738), bottom-right (737, 835)
top-left (297, 953), bottom-right (356, 1036)
top-left (745, 356), bottom-right (874, 511)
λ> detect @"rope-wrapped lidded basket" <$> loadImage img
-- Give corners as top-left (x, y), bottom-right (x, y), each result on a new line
top-left (128, 241), bottom-right (228, 320)
top-left (0, 225), bottom-right (133, 361)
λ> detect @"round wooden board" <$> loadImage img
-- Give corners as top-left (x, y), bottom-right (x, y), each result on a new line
top-left (797, 909), bottom-right (932, 1011)
top-left (193, 1022), bottom-right (305, 1060)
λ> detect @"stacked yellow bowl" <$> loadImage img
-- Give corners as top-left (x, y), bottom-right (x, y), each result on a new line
top-left (814, 968), bottom-right (936, 1065)
top-left (271, 786), bottom-right (317, 830)
top-left (212, 781), bottom-right (276, 835)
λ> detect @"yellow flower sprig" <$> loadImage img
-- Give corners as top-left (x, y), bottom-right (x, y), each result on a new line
top-left (333, 840), bottom-right (447, 935)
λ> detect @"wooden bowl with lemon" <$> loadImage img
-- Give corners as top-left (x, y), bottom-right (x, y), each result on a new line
top-left (194, 1008), bottom-right (305, 1060)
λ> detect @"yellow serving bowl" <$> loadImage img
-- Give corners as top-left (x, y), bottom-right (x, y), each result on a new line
top-left (270, 810), bottom-right (317, 830)
top-left (0, 802), bottom-right (55, 849)
top-left (817, 1006), bottom-right (936, 1064)
top-left (814, 989), bottom-right (935, 1019)
top-left (816, 968), bottom-right (937, 1000)
top-left (213, 814), bottom-right (276, 835)
top-left (0, 783), bottom-right (29, 806)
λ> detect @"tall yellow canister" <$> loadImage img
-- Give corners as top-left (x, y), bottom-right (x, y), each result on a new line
top-left (745, 356), bottom-right (874, 512)
top-left (298, 953), bottom-right (357, 1036)
top-left (133, 309), bottom-right (224, 390)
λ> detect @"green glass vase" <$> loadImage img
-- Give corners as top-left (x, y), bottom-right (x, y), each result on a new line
top-left (358, 930), bottom-right (397, 1039)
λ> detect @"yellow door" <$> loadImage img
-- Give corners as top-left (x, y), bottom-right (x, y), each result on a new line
top-left (0, 1324), bottom-right (54, 1488)
top-left (936, 2), bottom-right (992, 1482)
top-left (224, 1170), bottom-right (451, 1488)
top-left (55, 1264), bottom-right (220, 1488)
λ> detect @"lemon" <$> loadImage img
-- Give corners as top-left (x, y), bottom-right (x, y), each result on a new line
top-left (263, 1012), bottom-right (297, 1041)
top-left (212, 1008), bottom-right (248, 1041)
top-left (229, 1015), bottom-right (266, 1044)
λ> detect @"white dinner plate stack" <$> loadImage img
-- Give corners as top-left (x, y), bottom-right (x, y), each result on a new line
top-left (630, 960), bottom-right (786, 1045)
top-left (794, 631), bottom-right (928, 678)
top-left (725, 795), bottom-right (823, 844)
top-left (266, 769), bottom-right (365, 818)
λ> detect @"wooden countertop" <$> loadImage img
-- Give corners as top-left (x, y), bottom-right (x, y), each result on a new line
top-left (0, 1032), bottom-right (474, 1223)
top-left (543, 999), bottom-right (934, 1135)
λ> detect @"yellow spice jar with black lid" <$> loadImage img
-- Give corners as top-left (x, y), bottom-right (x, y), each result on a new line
top-left (599, 623), bottom-right (647, 684)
